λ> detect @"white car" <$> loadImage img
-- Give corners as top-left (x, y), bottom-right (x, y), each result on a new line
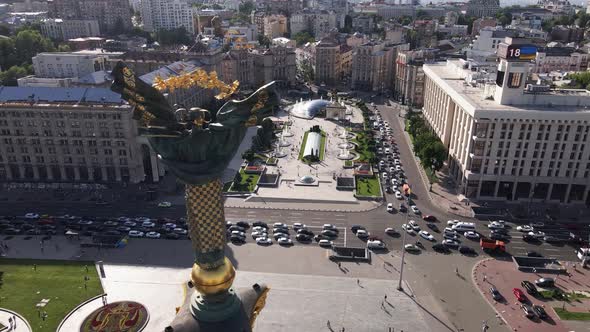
top-left (464, 231), bottom-right (480, 240)
top-left (444, 227), bottom-right (457, 234)
top-left (444, 233), bottom-right (460, 241)
top-left (252, 226), bottom-right (266, 232)
top-left (408, 220), bottom-right (420, 231)
top-left (323, 224), bottom-right (336, 230)
top-left (318, 239), bottom-right (333, 248)
top-left (411, 205), bottom-right (420, 214)
top-left (517, 225), bottom-right (533, 232)
top-left (293, 223), bottom-right (306, 230)
top-left (356, 229), bottom-right (369, 238)
top-left (367, 240), bottom-right (386, 250)
top-left (385, 227), bottom-right (398, 235)
top-left (386, 203), bottom-right (394, 212)
top-left (395, 191), bottom-right (403, 199)
top-left (256, 237), bottom-right (272, 245)
top-left (419, 230), bottom-right (434, 241)
top-left (124, 221), bottom-right (137, 227)
top-left (145, 231), bottom-right (161, 239)
top-left (402, 224), bottom-right (416, 235)
top-left (404, 244), bottom-right (421, 252)
top-left (442, 239), bottom-right (460, 248)
top-left (278, 237), bottom-right (293, 246)
top-left (396, 165), bottom-right (402, 171)
top-left (447, 220), bottom-right (460, 226)
top-left (528, 231), bottom-right (545, 239)
top-left (164, 222), bottom-right (177, 229)
top-left (273, 222), bottom-right (288, 229)
top-left (142, 221), bottom-right (155, 228)
top-left (78, 220), bottom-right (93, 225)
top-left (251, 231), bottom-right (267, 239)
top-left (231, 231), bottom-right (246, 237)
top-left (393, 159), bottom-right (400, 165)
top-left (158, 201), bottom-right (172, 208)
top-left (128, 230), bottom-right (144, 238)
top-left (488, 222), bottom-right (504, 229)
top-left (173, 228), bottom-right (188, 235)
top-left (136, 217), bottom-right (151, 223)
top-left (25, 213), bottom-right (40, 219)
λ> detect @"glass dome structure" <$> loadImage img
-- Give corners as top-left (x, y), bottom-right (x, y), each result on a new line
top-left (299, 175), bottom-right (315, 184)
top-left (290, 99), bottom-right (331, 119)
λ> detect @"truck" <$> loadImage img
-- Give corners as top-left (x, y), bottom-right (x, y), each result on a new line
top-left (480, 238), bottom-right (506, 253)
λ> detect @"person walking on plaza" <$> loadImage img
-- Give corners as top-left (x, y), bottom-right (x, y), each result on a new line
top-left (8, 317), bottom-right (12, 330)
top-left (12, 315), bottom-right (16, 328)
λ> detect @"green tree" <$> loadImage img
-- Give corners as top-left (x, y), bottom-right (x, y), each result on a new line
top-left (292, 31), bottom-right (314, 46)
top-left (0, 38), bottom-right (17, 70)
top-left (13, 29), bottom-right (55, 64)
top-left (57, 43), bottom-right (71, 52)
top-left (156, 27), bottom-right (191, 46)
top-left (258, 34), bottom-right (271, 47)
top-left (0, 24), bottom-right (10, 36)
top-left (0, 65), bottom-right (31, 86)
top-left (239, 1), bottom-right (255, 15)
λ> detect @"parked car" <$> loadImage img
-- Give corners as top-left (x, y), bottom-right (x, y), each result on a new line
top-left (385, 227), bottom-right (398, 236)
top-left (322, 230), bottom-right (339, 238)
top-left (230, 235), bottom-right (246, 244)
top-left (419, 231), bottom-right (434, 241)
top-left (351, 225), bottom-right (365, 233)
top-left (367, 240), bottom-right (386, 250)
top-left (229, 225), bottom-right (246, 232)
top-left (442, 239), bottom-right (460, 248)
top-left (422, 215), bottom-right (436, 222)
top-left (459, 246), bottom-right (476, 255)
top-left (158, 201), bottom-right (172, 208)
top-left (252, 221), bottom-right (268, 228)
top-left (323, 224), bottom-right (337, 231)
top-left (513, 288), bottom-right (527, 302)
top-left (399, 204), bottom-right (407, 213)
top-left (532, 304), bottom-right (548, 319)
top-left (256, 237), bottom-right (272, 245)
top-left (521, 304), bottom-right (535, 319)
top-left (432, 243), bottom-right (450, 253)
top-left (401, 224), bottom-right (415, 235)
top-left (278, 237), bottom-right (293, 246)
top-left (236, 221), bottom-right (250, 229)
top-left (297, 229), bottom-right (314, 236)
top-left (145, 231), bottom-right (161, 239)
top-left (464, 231), bottom-right (480, 240)
top-left (410, 205), bottom-right (420, 214)
top-left (521, 281), bottom-right (538, 295)
top-left (535, 278), bottom-right (555, 288)
top-left (490, 286), bottom-right (502, 301)
top-left (386, 203), bottom-right (394, 212)
top-left (526, 251), bottom-right (542, 258)
top-left (296, 233), bottom-right (312, 242)
top-left (318, 239), bottom-right (333, 248)
top-left (128, 230), bottom-right (144, 238)
top-left (251, 231), bottom-right (267, 240)
top-left (516, 225), bottom-right (533, 232)
top-left (404, 244), bottom-right (421, 252)
top-left (426, 223), bottom-right (440, 233)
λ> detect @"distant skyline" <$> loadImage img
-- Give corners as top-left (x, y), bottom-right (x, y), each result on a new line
top-left (364, 0), bottom-right (587, 7)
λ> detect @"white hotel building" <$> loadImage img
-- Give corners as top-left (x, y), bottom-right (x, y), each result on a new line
top-left (422, 38), bottom-right (590, 205)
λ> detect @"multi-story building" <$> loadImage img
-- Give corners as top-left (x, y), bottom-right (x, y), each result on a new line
top-left (351, 41), bottom-right (409, 92)
top-left (550, 26), bottom-right (585, 43)
top-left (466, 0), bottom-right (500, 18)
top-left (139, 61), bottom-right (214, 110)
top-left (413, 20), bottom-right (437, 48)
top-left (257, 0), bottom-right (305, 15)
top-left (422, 38), bottom-right (590, 204)
top-left (0, 86), bottom-right (157, 183)
top-left (315, 36), bottom-right (341, 86)
top-left (466, 27), bottom-right (517, 61)
top-left (141, 0), bottom-right (194, 34)
top-left (290, 10), bottom-right (337, 40)
top-left (354, 4), bottom-right (446, 20)
top-left (394, 49), bottom-right (436, 107)
top-left (221, 49), bottom-right (255, 89)
top-left (252, 13), bottom-right (288, 39)
top-left (510, 13), bottom-right (543, 30)
top-left (40, 19), bottom-right (100, 41)
top-left (471, 17), bottom-right (497, 37)
top-left (49, 0), bottom-right (132, 34)
top-left (351, 14), bottom-right (375, 34)
top-left (534, 47), bottom-right (589, 73)
top-left (32, 52), bottom-right (109, 79)
top-left (251, 46), bottom-right (296, 87)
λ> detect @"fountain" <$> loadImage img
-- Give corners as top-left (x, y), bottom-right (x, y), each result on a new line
top-left (278, 131), bottom-right (291, 147)
top-left (337, 136), bottom-right (354, 150)
top-left (274, 144), bottom-right (287, 158)
top-left (337, 147), bottom-right (355, 160)
top-left (282, 117), bottom-right (294, 137)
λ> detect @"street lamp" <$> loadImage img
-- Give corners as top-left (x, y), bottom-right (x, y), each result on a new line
top-left (397, 192), bottom-right (411, 291)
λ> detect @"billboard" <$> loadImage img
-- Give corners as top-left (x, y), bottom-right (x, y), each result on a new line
top-left (498, 44), bottom-right (537, 61)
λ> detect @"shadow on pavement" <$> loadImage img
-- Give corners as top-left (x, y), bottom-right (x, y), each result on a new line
top-left (401, 289), bottom-right (457, 332)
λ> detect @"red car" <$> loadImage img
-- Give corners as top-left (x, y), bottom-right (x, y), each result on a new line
top-left (513, 288), bottom-right (527, 302)
top-left (422, 215), bottom-right (437, 222)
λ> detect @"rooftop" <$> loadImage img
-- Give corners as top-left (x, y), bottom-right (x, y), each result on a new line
top-left (423, 60), bottom-right (590, 116)
top-left (0, 87), bottom-right (126, 107)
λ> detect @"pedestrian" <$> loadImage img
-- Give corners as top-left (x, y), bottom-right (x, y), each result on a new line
top-left (455, 267), bottom-right (459, 275)
top-left (483, 274), bottom-right (487, 283)
top-left (327, 320), bottom-right (331, 328)
top-left (12, 315), bottom-right (16, 328)
top-left (356, 279), bottom-right (360, 285)
top-left (384, 294), bottom-right (388, 302)
top-left (33, 264), bottom-right (37, 271)
top-left (338, 262), bottom-right (341, 268)
top-left (8, 317), bottom-right (12, 329)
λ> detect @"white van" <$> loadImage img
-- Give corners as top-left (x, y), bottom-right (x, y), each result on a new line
top-left (452, 222), bottom-right (476, 232)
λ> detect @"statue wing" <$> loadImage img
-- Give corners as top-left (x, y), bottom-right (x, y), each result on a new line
top-left (111, 61), bottom-right (182, 136)
top-left (215, 81), bottom-right (279, 128)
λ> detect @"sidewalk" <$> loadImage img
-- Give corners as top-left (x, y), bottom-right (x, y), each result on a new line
top-left (472, 259), bottom-right (590, 332)
top-left (394, 114), bottom-right (474, 218)
top-left (0, 309), bottom-right (32, 332)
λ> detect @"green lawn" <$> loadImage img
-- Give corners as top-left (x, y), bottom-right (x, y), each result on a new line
top-left (356, 176), bottom-right (381, 197)
top-left (231, 168), bottom-right (260, 192)
top-left (344, 160), bottom-right (353, 167)
top-left (318, 131), bottom-right (326, 160)
top-left (540, 289), bottom-right (590, 302)
top-left (351, 132), bottom-right (375, 163)
top-left (298, 131), bottom-right (309, 160)
top-left (554, 307), bottom-right (590, 321)
top-left (0, 259), bottom-right (103, 332)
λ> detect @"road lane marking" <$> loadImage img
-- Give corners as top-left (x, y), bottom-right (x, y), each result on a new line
top-left (544, 248), bottom-right (560, 251)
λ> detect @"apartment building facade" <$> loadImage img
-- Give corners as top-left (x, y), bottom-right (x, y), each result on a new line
top-left (32, 53), bottom-right (108, 79)
top-left (394, 49), bottom-right (436, 107)
top-left (141, 0), bottom-right (195, 34)
top-left (351, 41), bottom-right (409, 92)
top-left (421, 41), bottom-right (590, 204)
top-left (533, 47), bottom-right (589, 73)
top-left (49, 0), bottom-right (132, 33)
top-left (40, 19), bottom-right (100, 41)
top-left (0, 87), bottom-right (160, 183)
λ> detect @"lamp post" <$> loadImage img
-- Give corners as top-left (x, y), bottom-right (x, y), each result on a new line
top-left (397, 192), bottom-right (411, 291)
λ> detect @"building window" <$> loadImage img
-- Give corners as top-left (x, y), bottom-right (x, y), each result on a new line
top-left (507, 73), bottom-right (522, 88)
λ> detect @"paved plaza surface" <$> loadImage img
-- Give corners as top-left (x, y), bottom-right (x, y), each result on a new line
top-left (474, 259), bottom-right (590, 332)
top-left (0, 309), bottom-right (31, 332)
